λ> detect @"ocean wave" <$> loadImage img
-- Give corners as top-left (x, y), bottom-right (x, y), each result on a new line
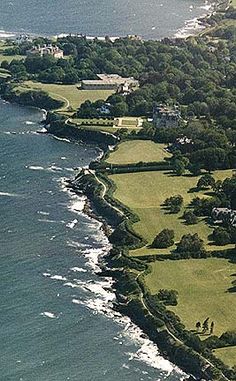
top-left (52, 136), bottom-right (71, 143)
top-left (25, 121), bottom-right (36, 125)
top-left (174, 1), bottom-right (213, 39)
top-left (66, 218), bottom-right (78, 229)
top-left (50, 275), bottom-right (67, 281)
top-left (0, 29), bottom-right (16, 38)
top-left (37, 211), bottom-right (50, 216)
top-left (40, 311), bottom-right (57, 319)
top-left (70, 267), bottom-right (87, 273)
top-left (0, 191), bottom-right (21, 197)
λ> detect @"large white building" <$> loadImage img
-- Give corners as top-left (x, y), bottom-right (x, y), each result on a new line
top-left (81, 74), bottom-right (139, 90)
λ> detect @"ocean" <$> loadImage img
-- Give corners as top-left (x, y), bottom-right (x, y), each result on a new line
top-left (0, 1), bottom-right (211, 379)
top-left (0, 0), bottom-right (212, 39)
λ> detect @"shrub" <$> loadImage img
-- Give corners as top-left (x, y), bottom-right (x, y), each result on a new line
top-left (157, 289), bottom-right (178, 306)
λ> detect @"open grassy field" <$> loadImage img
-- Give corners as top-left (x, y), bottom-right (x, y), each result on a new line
top-left (214, 346), bottom-right (236, 368)
top-left (145, 258), bottom-right (236, 337)
top-left (106, 140), bottom-right (171, 164)
top-left (109, 169), bottom-right (234, 256)
top-left (18, 80), bottom-right (114, 111)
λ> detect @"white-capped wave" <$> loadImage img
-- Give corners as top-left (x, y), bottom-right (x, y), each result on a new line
top-left (37, 211), bottom-right (50, 216)
top-left (25, 121), bottom-right (36, 125)
top-left (27, 165), bottom-right (45, 171)
top-left (0, 191), bottom-right (21, 197)
top-left (53, 136), bottom-right (71, 143)
top-left (70, 267), bottom-right (87, 273)
top-left (66, 219), bottom-right (78, 229)
top-left (50, 275), bottom-right (67, 281)
top-left (40, 311), bottom-right (57, 319)
top-left (0, 30), bottom-right (16, 38)
top-left (69, 197), bottom-right (87, 213)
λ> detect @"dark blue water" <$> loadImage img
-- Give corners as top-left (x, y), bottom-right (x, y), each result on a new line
top-left (0, 100), bottom-right (186, 380)
top-left (0, 0), bottom-right (211, 39)
top-left (0, 0), bottom-right (209, 378)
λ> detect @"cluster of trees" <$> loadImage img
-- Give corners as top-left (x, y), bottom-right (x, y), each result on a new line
top-left (175, 233), bottom-right (207, 259)
top-left (163, 194), bottom-right (183, 214)
top-left (157, 289), bottom-right (178, 306)
top-left (76, 95), bottom-right (128, 118)
top-left (151, 229), bottom-right (174, 248)
top-left (196, 318), bottom-right (215, 334)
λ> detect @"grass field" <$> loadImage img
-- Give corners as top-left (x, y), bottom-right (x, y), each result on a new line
top-left (214, 346), bottom-right (236, 368)
top-left (145, 258), bottom-right (236, 338)
top-left (106, 140), bottom-right (171, 164)
top-left (109, 169), bottom-right (234, 256)
top-left (18, 81), bottom-right (114, 111)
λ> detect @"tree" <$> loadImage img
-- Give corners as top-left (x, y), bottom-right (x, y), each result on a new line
top-left (173, 159), bottom-right (185, 176)
top-left (164, 195), bottom-right (183, 214)
top-left (183, 210), bottom-right (198, 225)
top-left (196, 321), bottom-right (201, 332)
top-left (157, 289), bottom-right (178, 306)
top-left (202, 317), bottom-right (210, 333)
top-left (197, 174), bottom-right (215, 189)
top-left (212, 227), bottom-right (231, 245)
top-left (175, 233), bottom-right (206, 258)
top-left (151, 229), bottom-right (175, 248)
top-left (189, 162), bottom-right (201, 176)
top-left (110, 101), bottom-right (128, 117)
top-left (210, 321), bottom-right (215, 335)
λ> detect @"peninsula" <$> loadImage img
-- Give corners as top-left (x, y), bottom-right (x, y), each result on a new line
top-left (0, 2), bottom-right (236, 379)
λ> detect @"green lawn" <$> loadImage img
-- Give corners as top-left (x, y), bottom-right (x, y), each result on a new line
top-left (106, 140), bottom-right (171, 164)
top-left (145, 258), bottom-right (236, 338)
top-left (214, 346), bottom-right (236, 368)
top-left (109, 169), bottom-right (234, 256)
top-left (18, 81), bottom-right (114, 111)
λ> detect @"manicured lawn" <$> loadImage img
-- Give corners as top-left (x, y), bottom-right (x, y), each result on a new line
top-left (214, 346), bottom-right (236, 368)
top-left (145, 258), bottom-right (236, 337)
top-left (109, 169), bottom-right (234, 256)
top-left (18, 81), bottom-right (114, 111)
top-left (107, 140), bottom-right (171, 164)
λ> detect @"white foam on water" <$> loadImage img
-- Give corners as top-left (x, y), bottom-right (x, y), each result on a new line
top-left (70, 267), bottom-right (87, 273)
top-left (40, 311), bottom-right (57, 319)
top-left (25, 121), bottom-right (36, 125)
top-left (37, 211), bottom-right (50, 216)
top-left (43, 272), bottom-right (51, 277)
top-left (50, 275), bottom-right (67, 281)
top-left (28, 165), bottom-right (45, 171)
top-left (38, 218), bottom-right (64, 224)
top-left (53, 136), bottom-right (71, 143)
top-left (48, 165), bottom-right (63, 172)
top-left (0, 30), bottom-right (16, 38)
top-left (66, 219), bottom-right (78, 229)
top-left (0, 191), bottom-right (21, 197)
top-left (66, 239), bottom-right (90, 249)
top-left (69, 197), bottom-right (87, 213)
